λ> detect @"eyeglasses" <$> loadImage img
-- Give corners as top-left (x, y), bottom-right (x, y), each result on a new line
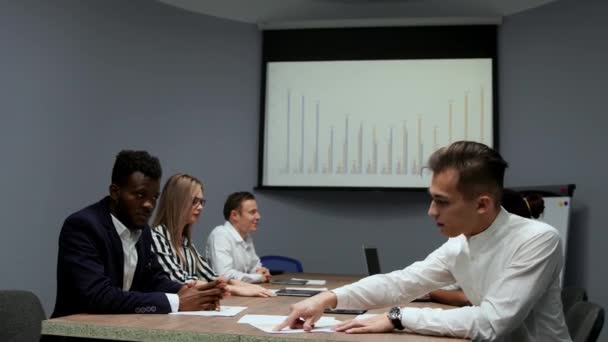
top-left (192, 197), bottom-right (207, 207)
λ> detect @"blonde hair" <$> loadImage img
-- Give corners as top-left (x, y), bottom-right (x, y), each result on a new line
top-left (152, 173), bottom-right (204, 266)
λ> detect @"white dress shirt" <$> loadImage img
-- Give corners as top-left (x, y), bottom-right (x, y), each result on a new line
top-left (206, 221), bottom-right (264, 283)
top-left (333, 209), bottom-right (571, 342)
top-left (111, 215), bottom-right (179, 312)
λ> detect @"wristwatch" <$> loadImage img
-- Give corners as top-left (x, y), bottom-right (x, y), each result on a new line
top-left (387, 306), bottom-right (404, 330)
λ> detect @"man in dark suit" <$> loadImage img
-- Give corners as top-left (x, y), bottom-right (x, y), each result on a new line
top-left (51, 150), bottom-right (226, 318)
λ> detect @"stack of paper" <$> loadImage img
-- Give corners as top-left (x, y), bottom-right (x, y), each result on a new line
top-left (238, 314), bottom-right (341, 333)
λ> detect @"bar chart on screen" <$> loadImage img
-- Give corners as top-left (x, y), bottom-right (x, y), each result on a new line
top-left (262, 59), bottom-right (493, 188)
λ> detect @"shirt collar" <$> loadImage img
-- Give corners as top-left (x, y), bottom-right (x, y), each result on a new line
top-left (467, 207), bottom-right (509, 247)
top-left (225, 221), bottom-right (247, 244)
top-left (111, 214), bottom-right (142, 242)
top-left (159, 224), bottom-right (189, 247)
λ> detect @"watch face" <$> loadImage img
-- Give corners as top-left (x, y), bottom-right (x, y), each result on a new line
top-left (389, 307), bottom-right (400, 319)
top-left (388, 307), bottom-right (404, 330)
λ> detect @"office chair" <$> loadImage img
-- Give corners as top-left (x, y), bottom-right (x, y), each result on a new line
top-left (562, 287), bottom-right (588, 314)
top-left (363, 245), bottom-right (381, 275)
top-left (566, 301), bottom-right (605, 342)
top-left (0, 290), bottom-right (46, 342)
top-left (260, 255), bottom-right (303, 274)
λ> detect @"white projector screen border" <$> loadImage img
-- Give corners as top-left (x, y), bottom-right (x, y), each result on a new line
top-left (257, 26), bottom-right (498, 190)
top-left (262, 59), bottom-right (493, 188)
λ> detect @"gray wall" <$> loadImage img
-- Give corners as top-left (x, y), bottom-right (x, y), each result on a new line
top-left (1, 1), bottom-right (606, 340)
top-left (0, 0), bottom-right (261, 314)
top-left (499, 1), bottom-right (608, 340)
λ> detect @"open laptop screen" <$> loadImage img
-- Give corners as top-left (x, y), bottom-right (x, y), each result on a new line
top-left (363, 246), bottom-right (381, 275)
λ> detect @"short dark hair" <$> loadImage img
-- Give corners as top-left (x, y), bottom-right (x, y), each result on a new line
top-left (427, 141), bottom-right (508, 202)
top-left (524, 193), bottom-right (545, 219)
top-left (502, 189), bottom-right (545, 219)
top-left (502, 189), bottom-right (531, 218)
top-left (223, 192), bottom-right (256, 220)
top-left (111, 150), bottom-right (162, 186)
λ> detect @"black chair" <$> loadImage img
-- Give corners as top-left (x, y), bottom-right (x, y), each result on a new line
top-left (0, 290), bottom-right (46, 342)
top-left (566, 301), bottom-right (605, 342)
top-left (562, 287), bottom-right (588, 313)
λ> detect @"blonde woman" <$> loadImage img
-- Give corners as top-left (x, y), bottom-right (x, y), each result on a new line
top-left (151, 173), bottom-right (275, 298)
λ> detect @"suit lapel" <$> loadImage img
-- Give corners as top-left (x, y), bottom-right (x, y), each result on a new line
top-left (132, 230), bottom-right (150, 290)
top-left (97, 197), bottom-right (125, 288)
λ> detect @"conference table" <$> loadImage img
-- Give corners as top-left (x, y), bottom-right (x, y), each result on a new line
top-left (42, 273), bottom-right (468, 341)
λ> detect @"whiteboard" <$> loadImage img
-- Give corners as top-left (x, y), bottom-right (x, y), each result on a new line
top-left (537, 196), bottom-right (572, 262)
top-left (513, 184), bottom-right (575, 286)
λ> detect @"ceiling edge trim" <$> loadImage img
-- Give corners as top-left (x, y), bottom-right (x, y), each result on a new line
top-left (258, 16), bottom-right (503, 30)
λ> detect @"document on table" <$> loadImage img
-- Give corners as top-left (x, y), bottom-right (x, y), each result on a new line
top-left (286, 287), bottom-right (328, 291)
top-left (238, 314), bottom-right (342, 333)
top-left (169, 306), bottom-right (247, 317)
top-left (291, 278), bottom-right (327, 286)
top-left (270, 287), bottom-right (328, 294)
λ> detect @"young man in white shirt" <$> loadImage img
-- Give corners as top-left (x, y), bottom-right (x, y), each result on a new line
top-left (275, 141), bottom-right (571, 342)
top-left (206, 192), bottom-right (271, 283)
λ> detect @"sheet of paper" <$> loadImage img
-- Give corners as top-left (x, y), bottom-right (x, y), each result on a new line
top-left (238, 314), bottom-right (341, 334)
top-left (270, 287), bottom-right (328, 295)
top-left (169, 306), bottom-right (247, 317)
top-left (285, 287), bottom-right (328, 291)
top-left (292, 278), bottom-right (327, 286)
top-left (249, 322), bottom-right (336, 333)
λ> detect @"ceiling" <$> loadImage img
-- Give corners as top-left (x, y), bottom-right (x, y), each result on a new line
top-left (157, 0), bottom-right (558, 28)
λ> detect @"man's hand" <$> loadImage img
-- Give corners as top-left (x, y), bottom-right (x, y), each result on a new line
top-left (333, 313), bottom-right (394, 334)
top-left (256, 267), bottom-right (271, 282)
top-left (177, 278), bottom-right (228, 311)
top-left (228, 283), bottom-right (276, 298)
top-left (273, 291), bottom-right (337, 332)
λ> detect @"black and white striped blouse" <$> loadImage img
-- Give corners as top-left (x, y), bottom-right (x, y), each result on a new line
top-left (151, 225), bottom-right (217, 283)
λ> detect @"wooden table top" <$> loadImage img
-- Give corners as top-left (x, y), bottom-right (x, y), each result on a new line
top-left (43, 273), bottom-right (468, 342)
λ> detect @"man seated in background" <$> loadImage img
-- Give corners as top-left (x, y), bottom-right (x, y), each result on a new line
top-left (275, 141), bottom-right (570, 341)
top-left (206, 192), bottom-right (271, 283)
top-left (51, 150), bottom-right (226, 318)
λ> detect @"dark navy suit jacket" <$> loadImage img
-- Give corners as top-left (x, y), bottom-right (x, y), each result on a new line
top-left (51, 197), bottom-right (182, 318)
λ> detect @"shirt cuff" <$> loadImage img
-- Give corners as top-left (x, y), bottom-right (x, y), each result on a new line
top-left (166, 293), bottom-right (179, 313)
top-left (400, 307), bottom-right (420, 331)
top-left (331, 287), bottom-right (350, 309)
top-left (249, 273), bottom-right (264, 283)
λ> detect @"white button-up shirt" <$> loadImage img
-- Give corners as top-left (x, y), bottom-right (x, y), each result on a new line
top-left (333, 209), bottom-right (571, 342)
top-left (111, 215), bottom-right (179, 312)
top-left (206, 221), bottom-right (263, 283)
top-left (111, 214), bottom-right (142, 291)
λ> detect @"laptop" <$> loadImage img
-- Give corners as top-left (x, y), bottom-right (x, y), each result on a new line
top-left (363, 245), bottom-right (381, 275)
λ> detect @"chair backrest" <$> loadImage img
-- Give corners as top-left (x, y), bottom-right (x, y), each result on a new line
top-left (562, 287), bottom-right (588, 313)
top-left (260, 255), bottom-right (303, 273)
top-left (363, 245), bottom-right (381, 275)
top-left (566, 301), bottom-right (605, 342)
top-left (0, 290), bottom-right (46, 342)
